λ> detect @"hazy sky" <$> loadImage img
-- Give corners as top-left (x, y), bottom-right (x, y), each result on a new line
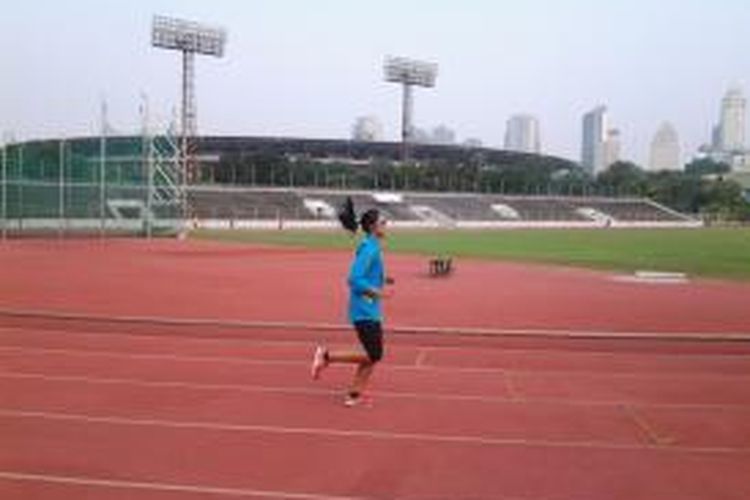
top-left (2, 0), bottom-right (750, 165)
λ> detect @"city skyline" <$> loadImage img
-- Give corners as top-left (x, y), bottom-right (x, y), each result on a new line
top-left (2, 0), bottom-right (749, 166)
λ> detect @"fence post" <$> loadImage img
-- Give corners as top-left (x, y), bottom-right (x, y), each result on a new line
top-left (1, 139), bottom-right (6, 241)
top-left (17, 144), bottom-right (23, 233)
top-left (100, 105), bottom-right (107, 239)
top-left (59, 139), bottom-right (65, 239)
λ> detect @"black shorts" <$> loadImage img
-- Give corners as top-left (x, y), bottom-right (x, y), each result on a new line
top-left (354, 320), bottom-right (384, 363)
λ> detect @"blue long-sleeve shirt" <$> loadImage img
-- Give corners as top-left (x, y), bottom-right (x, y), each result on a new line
top-left (348, 234), bottom-right (385, 323)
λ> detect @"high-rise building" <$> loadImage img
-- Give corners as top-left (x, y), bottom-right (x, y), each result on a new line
top-left (604, 128), bottom-right (621, 167)
top-left (504, 114), bottom-right (541, 154)
top-left (351, 116), bottom-right (384, 142)
top-left (581, 106), bottom-right (609, 173)
top-left (719, 87), bottom-right (746, 152)
top-left (649, 122), bottom-right (681, 171)
top-left (703, 87), bottom-right (749, 170)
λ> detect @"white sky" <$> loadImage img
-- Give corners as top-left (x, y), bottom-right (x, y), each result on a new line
top-left (2, 0), bottom-right (750, 165)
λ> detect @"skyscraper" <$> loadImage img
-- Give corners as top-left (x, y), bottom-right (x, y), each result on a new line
top-left (581, 106), bottom-right (608, 173)
top-left (649, 122), bottom-right (681, 171)
top-left (504, 114), bottom-right (541, 154)
top-left (719, 87), bottom-right (746, 152)
top-left (604, 128), bottom-right (621, 167)
top-left (703, 87), bottom-right (749, 170)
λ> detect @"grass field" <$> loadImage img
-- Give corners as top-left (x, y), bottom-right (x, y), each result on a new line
top-left (192, 227), bottom-right (750, 281)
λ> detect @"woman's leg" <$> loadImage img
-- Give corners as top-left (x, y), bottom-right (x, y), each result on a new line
top-left (311, 321), bottom-right (383, 406)
top-left (348, 361), bottom-right (375, 396)
top-left (311, 347), bottom-right (368, 379)
top-left (345, 321), bottom-right (382, 404)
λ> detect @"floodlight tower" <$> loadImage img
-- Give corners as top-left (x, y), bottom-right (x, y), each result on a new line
top-left (384, 56), bottom-right (438, 161)
top-left (151, 15), bottom-right (227, 182)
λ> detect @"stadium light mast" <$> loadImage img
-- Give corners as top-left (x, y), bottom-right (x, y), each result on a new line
top-left (384, 56), bottom-right (438, 161)
top-left (151, 15), bottom-right (227, 183)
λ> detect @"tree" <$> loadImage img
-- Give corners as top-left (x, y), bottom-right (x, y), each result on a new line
top-left (646, 171), bottom-right (702, 213)
top-left (596, 161), bottom-right (648, 197)
top-left (684, 158), bottom-right (730, 177)
top-left (698, 178), bottom-right (748, 222)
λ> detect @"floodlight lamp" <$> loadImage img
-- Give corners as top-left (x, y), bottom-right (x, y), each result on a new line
top-left (152, 15), bottom-right (226, 57)
top-left (384, 56), bottom-right (438, 88)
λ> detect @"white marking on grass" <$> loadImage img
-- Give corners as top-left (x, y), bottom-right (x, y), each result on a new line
top-left (613, 271), bottom-right (689, 285)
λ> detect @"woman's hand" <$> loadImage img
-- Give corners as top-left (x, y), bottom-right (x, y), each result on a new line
top-left (363, 287), bottom-right (393, 300)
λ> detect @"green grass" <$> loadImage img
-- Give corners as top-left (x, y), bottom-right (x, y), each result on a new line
top-left (191, 227), bottom-right (750, 281)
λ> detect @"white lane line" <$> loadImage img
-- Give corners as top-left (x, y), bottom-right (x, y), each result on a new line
top-left (4, 326), bottom-right (750, 363)
top-left (0, 371), bottom-right (513, 405)
top-left (0, 470), bottom-right (363, 499)
top-left (0, 325), bottom-right (322, 348)
top-left (3, 343), bottom-right (750, 380)
top-left (0, 344), bottom-right (303, 366)
top-left (0, 408), bottom-right (748, 454)
top-left (5, 369), bottom-right (750, 410)
top-left (1, 307), bottom-right (749, 341)
top-left (0, 344), bottom-right (506, 374)
top-left (414, 348), bottom-right (430, 367)
top-left (622, 405), bottom-right (677, 447)
top-left (4, 370), bottom-right (750, 409)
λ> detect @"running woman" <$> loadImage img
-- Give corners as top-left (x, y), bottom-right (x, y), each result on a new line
top-left (311, 206), bottom-right (390, 407)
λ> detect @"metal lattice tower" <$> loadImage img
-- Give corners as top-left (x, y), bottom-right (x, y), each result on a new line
top-left (140, 93), bottom-right (184, 237)
top-left (151, 15), bottom-right (227, 184)
top-left (384, 56), bottom-right (438, 161)
top-left (182, 51), bottom-right (197, 141)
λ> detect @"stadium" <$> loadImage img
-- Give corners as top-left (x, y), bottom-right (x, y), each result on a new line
top-left (2, 9), bottom-right (750, 500)
top-left (0, 134), bottom-right (700, 236)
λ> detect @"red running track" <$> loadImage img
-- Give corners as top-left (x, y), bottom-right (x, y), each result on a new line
top-left (1, 239), bottom-right (750, 499)
top-left (1, 238), bottom-right (750, 334)
top-left (1, 326), bottom-right (750, 499)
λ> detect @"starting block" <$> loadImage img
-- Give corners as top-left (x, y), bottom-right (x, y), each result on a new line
top-left (429, 256), bottom-right (453, 277)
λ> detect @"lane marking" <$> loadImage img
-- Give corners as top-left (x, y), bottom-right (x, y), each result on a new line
top-left (504, 373), bottom-right (522, 402)
top-left (1, 408), bottom-right (748, 454)
top-left (4, 326), bottom-right (750, 363)
top-left (3, 370), bottom-right (750, 410)
top-left (0, 371), bottom-right (524, 404)
top-left (0, 470), bottom-right (363, 499)
top-left (0, 325), bottom-right (320, 348)
top-left (0, 371), bottom-right (512, 405)
top-left (3, 343), bottom-right (750, 380)
top-left (2, 307), bottom-right (749, 341)
top-left (622, 405), bottom-right (678, 447)
top-left (414, 348), bottom-right (429, 367)
top-left (0, 344), bottom-right (304, 367)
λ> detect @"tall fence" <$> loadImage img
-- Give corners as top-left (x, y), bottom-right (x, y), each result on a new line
top-left (0, 136), bottom-right (184, 239)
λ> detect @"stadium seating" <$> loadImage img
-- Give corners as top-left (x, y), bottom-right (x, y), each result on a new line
top-left (186, 187), bottom-right (694, 226)
top-left (490, 196), bottom-right (586, 221)
top-left (188, 187), bottom-right (314, 220)
top-left (406, 194), bottom-right (503, 221)
top-left (570, 199), bottom-right (688, 222)
top-left (306, 192), bottom-right (422, 222)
